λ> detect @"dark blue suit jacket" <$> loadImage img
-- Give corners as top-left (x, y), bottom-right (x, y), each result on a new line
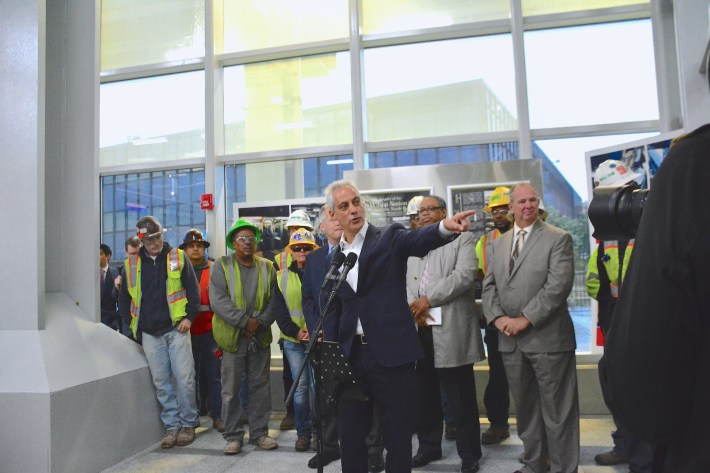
top-left (324, 222), bottom-right (455, 368)
top-left (100, 266), bottom-right (119, 330)
top-left (302, 245), bottom-right (332, 336)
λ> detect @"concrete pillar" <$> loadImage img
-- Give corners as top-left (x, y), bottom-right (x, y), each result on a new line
top-left (0, 2), bottom-right (161, 472)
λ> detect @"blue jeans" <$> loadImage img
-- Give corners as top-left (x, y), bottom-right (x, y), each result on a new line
top-left (191, 331), bottom-right (222, 420)
top-left (142, 327), bottom-right (199, 430)
top-left (283, 339), bottom-right (313, 437)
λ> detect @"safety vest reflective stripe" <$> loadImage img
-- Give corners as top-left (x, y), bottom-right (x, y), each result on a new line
top-left (198, 304), bottom-right (211, 312)
top-left (480, 229), bottom-right (501, 275)
top-left (127, 254), bottom-right (140, 319)
top-left (167, 289), bottom-right (187, 303)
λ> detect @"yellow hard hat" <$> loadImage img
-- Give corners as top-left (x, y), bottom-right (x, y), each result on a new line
top-left (483, 186), bottom-right (511, 213)
top-left (287, 228), bottom-right (319, 252)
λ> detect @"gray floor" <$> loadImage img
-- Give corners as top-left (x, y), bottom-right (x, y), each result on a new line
top-left (102, 414), bottom-right (628, 473)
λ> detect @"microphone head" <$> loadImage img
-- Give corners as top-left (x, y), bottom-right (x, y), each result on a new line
top-left (343, 252), bottom-right (358, 268)
top-left (331, 250), bottom-right (346, 267)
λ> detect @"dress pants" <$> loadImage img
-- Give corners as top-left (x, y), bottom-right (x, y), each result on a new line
top-left (338, 340), bottom-right (416, 473)
top-left (503, 346), bottom-right (580, 473)
top-left (415, 327), bottom-right (482, 465)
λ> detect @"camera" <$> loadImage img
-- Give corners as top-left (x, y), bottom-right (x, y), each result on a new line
top-left (587, 182), bottom-right (649, 241)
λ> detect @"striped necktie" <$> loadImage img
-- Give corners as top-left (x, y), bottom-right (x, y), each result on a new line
top-left (509, 230), bottom-right (526, 275)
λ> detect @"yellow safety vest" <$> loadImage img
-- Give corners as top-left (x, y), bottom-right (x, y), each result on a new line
top-left (586, 240), bottom-right (635, 300)
top-left (475, 228), bottom-right (503, 274)
top-left (277, 269), bottom-right (306, 343)
top-left (124, 248), bottom-right (188, 339)
top-left (275, 251), bottom-right (293, 271)
top-left (212, 255), bottom-right (273, 353)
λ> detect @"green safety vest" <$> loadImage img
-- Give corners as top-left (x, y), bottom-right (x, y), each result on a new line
top-left (212, 255), bottom-right (273, 353)
top-left (124, 248), bottom-right (188, 339)
top-left (586, 240), bottom-right (635, 300)
top-left (277, 268), bottom-right (306, 343)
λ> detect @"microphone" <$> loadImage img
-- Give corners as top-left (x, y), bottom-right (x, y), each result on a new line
top-left (333, 252), bottom-right (358, 287)
top-left (320, 250), bottom-right (346, 292)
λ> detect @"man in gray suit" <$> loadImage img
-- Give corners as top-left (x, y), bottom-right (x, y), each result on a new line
top-left (482, 183), bottom-right (579, 473)
top-left (407, 195), bottom-right (485, 473)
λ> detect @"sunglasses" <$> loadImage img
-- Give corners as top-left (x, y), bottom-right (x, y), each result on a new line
top-left (490, 209), bottom-right (509, 216)
top-left (291, 245), bottom-right (314, 253)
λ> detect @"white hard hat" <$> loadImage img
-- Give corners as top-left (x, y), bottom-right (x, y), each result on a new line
top-left (285, 209), bottom-right (314, 230)
top-left (406, 196), bottom-right (424, 216)
top-left (593, 160), bottom-right (642, 187)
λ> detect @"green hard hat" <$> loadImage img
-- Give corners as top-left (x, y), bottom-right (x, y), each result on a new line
top-left (226, 218), bottom-right (262, 250)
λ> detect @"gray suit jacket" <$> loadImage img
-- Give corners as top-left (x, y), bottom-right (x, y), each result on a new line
top-left (482, 219), bottom-right (576, 353)
top-left (407, 231), bottom-right (485, 368)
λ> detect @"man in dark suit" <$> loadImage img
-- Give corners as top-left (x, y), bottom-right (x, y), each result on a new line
top-left (302, 204), bottom-right (386, 472)
top-left (322, 179), bottom-right (474, 473)
top-left (99, 243), bottom-right (119, 330)
top-left (482, 182), bottom-right (579, 473)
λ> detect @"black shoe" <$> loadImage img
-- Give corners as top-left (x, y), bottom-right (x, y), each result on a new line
top-left (308, 451), bottom-right (341, 469)
top-left (412, 452), bottom-right (442, 468)
top-left (461, 460), bottom-right (480, 473)
top-left (481, 426), bottom-right (510, 444)
top-left (368, 451), bottom-right (385, 472)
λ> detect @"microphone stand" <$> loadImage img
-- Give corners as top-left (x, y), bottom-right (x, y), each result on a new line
top-left (286, 266), bottom-right (351, 473)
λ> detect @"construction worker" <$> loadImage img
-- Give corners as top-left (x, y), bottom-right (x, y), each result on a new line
top-left (587, 159), bottom-right (653, 473)
top-left (273, 209), bottom-right (315, 431)
top-left (118, 216), bottom-right (201, 449)
top-left (277, 228), bottom-right (317, 452)
top-left (406, 195), bottom-right (424, 229)
top-left (209, 218), bottom-right (281, 455)
top-left (475, 186), bottom-right (512, 445)
top-left (179, 229), bottom-right (225, 433)
top-left (275, 209), bottom-right (314, 271)
top-left (587, 159), bottom-right (653, 471)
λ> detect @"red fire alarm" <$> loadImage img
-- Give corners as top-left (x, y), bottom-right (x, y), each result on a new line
top-left (200, 193), bottom-right (214, 210)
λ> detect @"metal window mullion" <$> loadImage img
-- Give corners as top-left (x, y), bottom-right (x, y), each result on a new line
top-left (511, 0), bottom-right (532, 160)
top-left (205, 0), bottom-right (225, 254)
top-left (350, 0), bottom-right (365, 171)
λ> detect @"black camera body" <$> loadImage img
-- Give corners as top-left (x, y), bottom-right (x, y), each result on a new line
top-left (588, 182), bottom-right (649, 241)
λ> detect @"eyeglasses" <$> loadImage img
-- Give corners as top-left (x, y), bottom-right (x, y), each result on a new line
top-left (418, 206), bottom-right (444, 215)
top-left (143, 234), bottom-right (163, 244)
top-left (291, 245), bottom-right (314, 253)
top-left (235, 236), bottom-right (255, 244)
top-left (490, 209), bottom-right (509, 216)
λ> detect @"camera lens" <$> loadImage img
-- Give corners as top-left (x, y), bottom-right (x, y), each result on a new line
top-left (588, 184), bottom-right (649, 241)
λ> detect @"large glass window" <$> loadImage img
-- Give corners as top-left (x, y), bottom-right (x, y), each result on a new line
top-left (220, 0), bottom-right (348, 54)
top-left (224, 53), bottom-right (352, 154)
top-left (100, 71), bottom-right (205, 166)
top-left (364, 36), bottom-right (517, 142)
top-left (224, 156), bottom-right (352, 225)
top-left (525, 20), bottom-right (658, 129)
top-left (522, 0), bottom-right (648, 17)
top-left (101, 168), bottom-right (205, 261)
top-left (361, 0), bottom-right (509, 35)
top-left (534, 133), bottom-right (657, 201)
top-left (367, 143), bottom-right (518, 169)
top-left (101, 0), bottom-right (205, 70)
